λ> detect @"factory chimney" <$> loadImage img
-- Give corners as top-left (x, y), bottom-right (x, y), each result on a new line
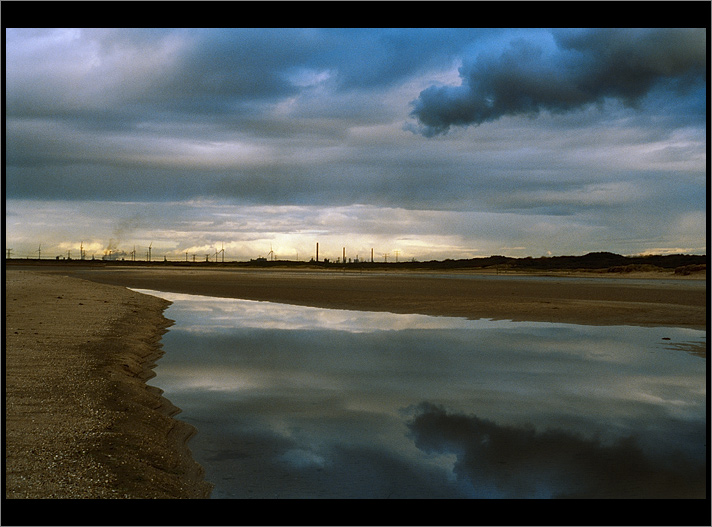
top-left (316, 242), bottom-right (319, 262)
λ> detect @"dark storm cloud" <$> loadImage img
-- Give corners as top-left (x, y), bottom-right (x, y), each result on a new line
top-left (5, 28), bottom-right (483, 127)
top-left (408, 403), bottom-right (706, 499)
top-left (410, 28), bottom-right (706, 136)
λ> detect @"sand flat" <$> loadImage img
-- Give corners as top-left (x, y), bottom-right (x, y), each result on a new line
top-left (52, 265), bottom-right (707, 330)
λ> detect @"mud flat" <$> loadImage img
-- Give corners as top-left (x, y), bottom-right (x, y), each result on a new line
top-left (4, 270), bottom-right (213, 500)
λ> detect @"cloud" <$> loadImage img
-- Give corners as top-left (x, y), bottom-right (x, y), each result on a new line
top-left (4, 28), bottom-right (707, 258)
top-left (407, 402), bottom-right (705, 499)
top-left (410, 28), bottom-right (706, 136)
top-left (5, 28), bottom-right (479, 126)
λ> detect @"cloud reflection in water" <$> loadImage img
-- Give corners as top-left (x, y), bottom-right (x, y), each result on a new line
top-left (134, 289), bottom-right (706, 499)
top-left (407, 402), bottom-right (706, 499)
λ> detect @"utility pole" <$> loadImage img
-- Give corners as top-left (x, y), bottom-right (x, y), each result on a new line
top-left (394, 250), bottom-right (400, 263)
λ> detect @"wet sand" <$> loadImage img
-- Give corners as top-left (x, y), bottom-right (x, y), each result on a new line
top-left (3, 264), bottom-right (706, 503)
top-left (54, 265), bottom-right (707, 331)
top-left (5, 270), bottom-right (213, 499)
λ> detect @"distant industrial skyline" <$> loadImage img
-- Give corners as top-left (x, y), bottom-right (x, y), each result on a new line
top-left (5, 28), bottom-right (707, 261)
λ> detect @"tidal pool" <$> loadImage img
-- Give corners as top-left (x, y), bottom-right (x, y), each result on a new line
top-left (135, 289), bottom-right (706, 499)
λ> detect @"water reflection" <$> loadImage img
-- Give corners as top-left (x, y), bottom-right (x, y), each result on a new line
top-left (134, 290), bottom-right (706, 499)
top-left (409, 402), bottom-right (705, 499)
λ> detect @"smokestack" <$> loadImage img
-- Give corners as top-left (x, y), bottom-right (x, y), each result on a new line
top-left (343, 247), bottom-right (345, 263)
top-left (316, 242), bottom-right (319, 262)
top-left (371, 248), bottom-right (374, 263)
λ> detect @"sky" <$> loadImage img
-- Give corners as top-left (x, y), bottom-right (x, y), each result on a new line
top-left (5, 28), bottom-right (707, 262)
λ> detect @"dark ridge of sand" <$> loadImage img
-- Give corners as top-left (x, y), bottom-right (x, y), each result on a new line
top-left (4, 270), bottom-right (213, 499)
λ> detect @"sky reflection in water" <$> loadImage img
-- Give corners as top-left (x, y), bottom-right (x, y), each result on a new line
top-left (135, 290), bottom-right (706, 499)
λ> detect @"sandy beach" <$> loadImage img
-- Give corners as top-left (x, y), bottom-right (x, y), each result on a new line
top-left (4, 264), bottom-right (706, 501)
top-left (5, 270), bottom-right (213, 499)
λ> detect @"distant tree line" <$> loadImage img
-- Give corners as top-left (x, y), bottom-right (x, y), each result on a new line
top-left (358, 252), bottom-right (707, 271)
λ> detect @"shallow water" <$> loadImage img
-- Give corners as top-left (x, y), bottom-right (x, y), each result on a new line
top-left (135, 289), bottom-right (707, 499)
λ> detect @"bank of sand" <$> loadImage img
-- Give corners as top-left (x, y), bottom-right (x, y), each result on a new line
top-left (56, 265), bottom-right (707, 331)
top-left (5, 270), bottom-right (213, 499)
top-left (4, 266), bottom-right (707, 501)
